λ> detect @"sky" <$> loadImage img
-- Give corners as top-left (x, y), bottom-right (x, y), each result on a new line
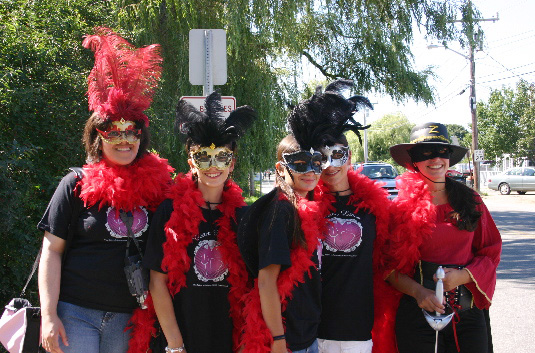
top-left (307, 0), bottom-right (535, 131)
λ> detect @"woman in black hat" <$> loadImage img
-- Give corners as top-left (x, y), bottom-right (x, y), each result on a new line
top-left (381, 122), bottom-right (502, 353)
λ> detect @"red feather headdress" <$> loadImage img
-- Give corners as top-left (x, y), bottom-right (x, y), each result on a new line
top-left (82, 27), bottom-right (163, 127)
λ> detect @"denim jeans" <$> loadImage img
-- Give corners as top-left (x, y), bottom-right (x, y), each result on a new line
top-left (56, 301), bottom-right (132, 353)
top-left (293, 339), bottom-right (319, 353)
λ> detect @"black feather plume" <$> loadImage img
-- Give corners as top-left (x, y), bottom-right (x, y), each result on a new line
top-left (175, 91), bottom-right (257, 148)
top-left (287, 79), bottom-right (372, 149)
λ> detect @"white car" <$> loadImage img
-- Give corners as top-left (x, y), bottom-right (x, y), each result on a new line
top-left (487, 167), bottom-right (535, 195)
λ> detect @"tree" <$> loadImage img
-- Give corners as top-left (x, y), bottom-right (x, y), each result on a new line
top-left (114, 0), bottom-right (483, 189)
top-left (446, 124), bottom-right (469, 145)
top-left (476, 80), bottom-right (535, 164)
top-left (348, 112), bottom-right (414, 171)
top-left (516, 81), bottom-right (535, 165)
top-left (0, 0), bottom-right (112, 305)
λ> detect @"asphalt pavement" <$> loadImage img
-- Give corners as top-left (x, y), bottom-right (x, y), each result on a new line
top-left (480, 189), bottom-right (535, 353)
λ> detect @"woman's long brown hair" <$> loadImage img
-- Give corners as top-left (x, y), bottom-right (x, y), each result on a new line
top-left (273, 134), bottom-right (311, 248)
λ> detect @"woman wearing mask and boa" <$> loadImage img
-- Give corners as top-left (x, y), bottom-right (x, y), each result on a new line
top-left (128, 92), bottom-right (256, 353)
top-left (374, 122), bottom-right (501, 353)
top-left (38, 27), bottom-right (173, 353)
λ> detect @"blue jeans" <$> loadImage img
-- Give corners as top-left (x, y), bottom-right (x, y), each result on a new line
top-left (293, 339), bottom-right (319, 353)
top-left (56, 301), bottom-right (132, 353)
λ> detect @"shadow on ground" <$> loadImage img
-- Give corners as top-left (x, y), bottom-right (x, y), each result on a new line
top-left (489, 210), bottom-right (535, 233)
top-left (497, 237), bottom-right (535, 285)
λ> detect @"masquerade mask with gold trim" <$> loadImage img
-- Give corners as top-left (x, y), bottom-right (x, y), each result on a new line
top-left (282, 148), bottom-right (323, 175)
top-left (190, 144), bottom-right (234, 170)
top-left (320, 145), bottom-right (349, 168)
top-left (97, 119), bottom-right (141, 144)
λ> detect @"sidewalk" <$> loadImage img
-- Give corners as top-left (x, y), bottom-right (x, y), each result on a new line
top-left (260, 178), bottom-right (275, 195)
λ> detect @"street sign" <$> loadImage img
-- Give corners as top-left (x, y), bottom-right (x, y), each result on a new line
top-left (474, 149), bottom-right (485, 162)
top-left (180, 96), bottom-right (236, 118)
top-left (189, 29), bottom-right (227, 86)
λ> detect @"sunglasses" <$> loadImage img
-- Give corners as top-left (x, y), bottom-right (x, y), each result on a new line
top-left (282, 150), bottom-right (323, 175)
top-left (190, 145), bottom-right (234, 171)
top-left (320, 145), bottom-right (349, 168)
top-left (97, 128), bottom-right (142, 144)
top-left (410, 144), bottom-right (453, 162)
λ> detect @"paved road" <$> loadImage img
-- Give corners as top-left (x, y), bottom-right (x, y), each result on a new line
top-left (481, 190), bottom-right (535, 353)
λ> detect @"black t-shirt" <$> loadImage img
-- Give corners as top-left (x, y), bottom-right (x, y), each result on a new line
top-left (144, 199), bottom-right (245, 353)
top-left (317, 195), bottom-right (377, 341)
top-left (256, 198), bottom-right (322, 352)
top-left (37, 172), bottom-right (149, 313)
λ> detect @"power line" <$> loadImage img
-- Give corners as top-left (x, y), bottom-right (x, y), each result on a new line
top-left (478, 69), bottom-right (535, 84)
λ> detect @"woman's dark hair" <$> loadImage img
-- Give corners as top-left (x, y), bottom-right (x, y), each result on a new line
top-left (332, 133), bottom-right (349, 147)
top-left (82, 112), bottom-right (150, 164)
top-left (273, 134), bottom-right (311, 248)
top-left (445, 177), bottom-right (482, 231)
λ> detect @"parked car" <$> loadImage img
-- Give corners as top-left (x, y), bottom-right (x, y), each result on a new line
top-left (487, 167), bottom-right (535, 195)
top-left (353, 162), bottom-right (398, 199)
top-left (446, 169), bottom-right (467, 184)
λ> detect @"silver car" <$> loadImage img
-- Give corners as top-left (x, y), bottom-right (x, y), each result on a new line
top-left (487, 167), bottom-right (535, 195)
top-left (353, 162), bottom-right (398, 199)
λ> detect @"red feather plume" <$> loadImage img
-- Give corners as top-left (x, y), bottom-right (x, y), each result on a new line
top-left (82, 27), bottom-right (162, 126)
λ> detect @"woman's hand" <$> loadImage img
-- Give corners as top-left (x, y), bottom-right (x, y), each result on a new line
top-left (414, 286), bottom-right (445, 314)
top-left (434, 268), bottom-right (472, 291)
top-left (41, 313), bottom-right (68, 353)
top-left (386, 270), bottom-right (444, 313)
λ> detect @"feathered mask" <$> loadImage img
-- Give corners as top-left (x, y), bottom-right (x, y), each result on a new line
top-left (287, 79), bottom-right (372, 149)
top-left (176, 91), bottom-right (257, 149)
top-left (82, 27), bottom-right (163, 127)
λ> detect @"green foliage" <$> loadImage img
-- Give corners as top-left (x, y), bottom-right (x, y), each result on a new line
top-left (0, 140), bottom-right (42, 303)
top-left (113, 0), bottom-right (481, 192)
top-left (477, 80), bottom-right (534, 163)
top-left (446, 124), bottom-right (469, 144)
top-left (0, 0), bottom-right (113, 305)
top-left (348, 113), bottom-right (414, 170)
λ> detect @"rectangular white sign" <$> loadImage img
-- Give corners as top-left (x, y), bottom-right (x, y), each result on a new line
top-left (189, 29), bottom-right (227, 85)
top-left (474, 149), bottom-right (485, 162)
top-left (180, 96), bottom-right (236, 118)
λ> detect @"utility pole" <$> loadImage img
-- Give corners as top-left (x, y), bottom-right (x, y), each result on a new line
top-left (469, 40), bottom-right (480, 191)
top-left (452, 5), bottom-right (499, 191)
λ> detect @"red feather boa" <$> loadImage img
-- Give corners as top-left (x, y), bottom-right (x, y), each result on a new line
top-left (240, 192), bottom-right (327, 353)
top-left (79, 153), bottom-right (174, 212)
top-left (128, 175), bottom-right (249, 353)
top-left (371, 171), bottom-right (437, 353)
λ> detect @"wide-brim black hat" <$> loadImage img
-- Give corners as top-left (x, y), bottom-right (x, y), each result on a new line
top-left (390, 122), bottom-right (468, 169)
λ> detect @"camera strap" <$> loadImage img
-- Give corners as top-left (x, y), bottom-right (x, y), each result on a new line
top-left (119, 210), bottom-right (144, 261)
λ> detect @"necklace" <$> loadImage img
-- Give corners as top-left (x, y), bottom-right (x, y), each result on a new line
top-left (330, 187), bottom-right (352, 196)
top-left (430, 188), bottom-right (446, 193)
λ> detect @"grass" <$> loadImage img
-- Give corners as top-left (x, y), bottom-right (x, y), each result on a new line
top-left (244, 195), bottom-right (260, 205)
top-left (243, 180), bottom-right (264, 205)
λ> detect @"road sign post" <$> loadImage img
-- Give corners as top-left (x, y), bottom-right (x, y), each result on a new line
top-left (189, 29), bottom-right (227, 95)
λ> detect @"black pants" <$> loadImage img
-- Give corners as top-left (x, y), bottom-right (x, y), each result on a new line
top-left (395, 295), bottom-right (488, 353)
